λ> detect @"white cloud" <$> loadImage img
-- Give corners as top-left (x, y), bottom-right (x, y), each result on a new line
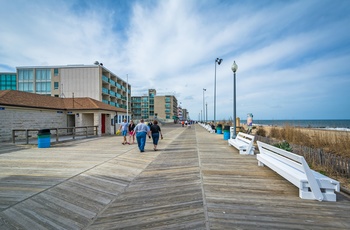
top-left (1, 0), bottom-right (349, 119)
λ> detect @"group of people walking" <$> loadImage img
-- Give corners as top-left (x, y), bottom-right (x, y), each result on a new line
top-left (119, 119), bottom-right (163, 152)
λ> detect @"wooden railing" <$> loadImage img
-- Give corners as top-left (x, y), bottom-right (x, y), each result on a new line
top-left (12, 126), bottom-right (98, 144)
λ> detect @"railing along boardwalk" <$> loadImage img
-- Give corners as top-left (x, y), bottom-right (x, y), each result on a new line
top-left (12, 126), bottom-right (98, 144)
top-left (0, 124), bottom-right (349, 229)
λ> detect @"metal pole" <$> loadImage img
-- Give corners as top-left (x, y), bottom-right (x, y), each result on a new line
top-left (233, 71), bottom-right (236, 138)
top-left (126, 74), bottom-right (128, 122)
top-left (203, 88), bottom-right (206, 123)
top-left (214, 61), bottom-right (216, 124)
top-left (206, 102), bottom-right (208, 123)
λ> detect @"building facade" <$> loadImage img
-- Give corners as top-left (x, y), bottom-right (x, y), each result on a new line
top-left (131, 89), bottom-right (178, 122)
top-left (154, 95), bottom-right (178, 120)
top-left (0, 90), bottom-right (124, 142)
top-left (16, 64), bottom-right (131, 122)
top-left (0, 72), bottom-right (16, 90)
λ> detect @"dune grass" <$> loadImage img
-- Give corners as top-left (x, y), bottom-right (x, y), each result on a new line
top-left (264, 125), bottom-right (350, 158)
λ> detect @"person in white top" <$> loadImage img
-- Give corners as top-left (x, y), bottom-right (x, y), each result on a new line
top-left (134, 119), bottom-right (150, 152)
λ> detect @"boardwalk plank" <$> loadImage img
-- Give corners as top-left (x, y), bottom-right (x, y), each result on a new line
top-left (0, 125), bottom-right (349, 229)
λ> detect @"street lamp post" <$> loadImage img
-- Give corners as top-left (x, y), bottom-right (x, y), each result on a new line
top-left (126, 74), bottom-right (129, 122)
top-left (214, 58), bottom-right (222, 124)
top-left (203, 88), bottom-right (206, 123)
top-left (231, 61), bottom-right (238, 139)
top-left (206, 102), bottom-right (208, 123)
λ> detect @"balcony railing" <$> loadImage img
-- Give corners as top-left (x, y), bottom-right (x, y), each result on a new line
top-left (102, 75), bottom-right (109, 83)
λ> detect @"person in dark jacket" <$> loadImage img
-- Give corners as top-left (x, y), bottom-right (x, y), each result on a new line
top-left (128, 120), bottom-right (136, 144)
top-left (150, 120), bottom-right (163, 151)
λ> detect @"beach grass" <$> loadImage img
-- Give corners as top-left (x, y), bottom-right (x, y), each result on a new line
top-left (258, 125), bottom-right (350, 158)
top-left (252, 124), bottom-right (350, 190)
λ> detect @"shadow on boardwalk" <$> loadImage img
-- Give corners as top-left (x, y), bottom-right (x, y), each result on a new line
top-left (0, 124), bottom-right (349, 229)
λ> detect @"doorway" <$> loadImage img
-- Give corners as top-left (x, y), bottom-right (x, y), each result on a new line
top-left (101, 114), bottom-right (106, 134)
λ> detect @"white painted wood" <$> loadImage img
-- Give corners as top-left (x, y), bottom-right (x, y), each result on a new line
top-left (256, 141), bottom-right (340, 202)
top-left (228, 132), bottom-right (255, 155)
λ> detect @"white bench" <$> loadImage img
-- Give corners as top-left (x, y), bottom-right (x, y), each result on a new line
top-left (228, 132), bottom-right (255, 155)
top-left (200, 123), bottom-right (215, 133)
top-left (205, 124), bottom-right (215, 133)
top-left (257, 141), bottom-right (340, 202)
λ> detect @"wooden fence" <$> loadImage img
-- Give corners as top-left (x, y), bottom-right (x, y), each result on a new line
top-left (12, 126), bottom-right (98, 144)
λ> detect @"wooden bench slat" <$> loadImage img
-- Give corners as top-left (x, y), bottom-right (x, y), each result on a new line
top-left (228, 132), bottom-right (255, 155)
top-left (257, 141), bottom-right (340, 202)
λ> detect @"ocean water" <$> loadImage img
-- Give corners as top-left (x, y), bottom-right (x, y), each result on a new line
top-left (240, 119), bottom-right (350, 131)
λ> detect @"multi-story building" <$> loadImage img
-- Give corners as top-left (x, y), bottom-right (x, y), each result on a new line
top-left (131, 96), bottom-right (142, 119)
top-left (154, 94), bottom-right (178, 120)
top-left (16, 64), bottom-right (130, 123)
top-left (0, 72), bottom-right (17, 90)
top-left (178, 106), bottom-right (183, 120)
top-left (182, 108), bottom-right (189, 121)
top-left (131, 89), bottom-right (178, 122)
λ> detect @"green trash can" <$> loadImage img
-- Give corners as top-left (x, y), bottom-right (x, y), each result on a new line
top-left (37, 129), bottom-right (51, 148)
top-left (216, 124), bottom-right (222, 134)
top-left (223, 126), bottom-right (230, 140)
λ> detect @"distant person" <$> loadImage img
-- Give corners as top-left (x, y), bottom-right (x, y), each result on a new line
top-left (211, 122), bottom-right (216, 133)
top-left (119, 118), bottom-right (129, 145)
top-left (128, 120), bottom-right (136, 144)
top-left (134, 119), bottom-right (151, 152)
top-left (150, 120), bottom-right (163, 151)
top-left (247, 116), bottom-right (253, 134)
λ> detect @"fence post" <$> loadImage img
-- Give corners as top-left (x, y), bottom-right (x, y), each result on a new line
top-left (55, 128), bottom-right (59, 142)
top-left (26, 129), bottom-right (29, 144)
top-left (12, 130), bottom-right (16, 144)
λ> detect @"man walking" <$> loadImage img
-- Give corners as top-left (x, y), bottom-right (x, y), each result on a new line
top-left (134, 119), bottom-right (150, 152)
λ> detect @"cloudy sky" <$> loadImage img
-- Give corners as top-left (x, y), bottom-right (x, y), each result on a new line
top-left (1, 0), bottom-right (350, 120)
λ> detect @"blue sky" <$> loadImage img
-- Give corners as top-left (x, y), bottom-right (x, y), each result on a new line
top-left (1, 0), bottom-right (350, 120)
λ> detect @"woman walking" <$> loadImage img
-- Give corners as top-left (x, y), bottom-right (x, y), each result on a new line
top-left (150, 120), bottom-right (163, 151)
top-left (134, 119), bottom-right (150, 152)
top-left (128, 120), bottom-right (136, 144)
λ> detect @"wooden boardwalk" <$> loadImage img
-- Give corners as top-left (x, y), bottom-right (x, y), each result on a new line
top-left (0, 124), bottom-right (349, 229)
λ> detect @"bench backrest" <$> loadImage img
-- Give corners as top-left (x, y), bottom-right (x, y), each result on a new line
top-left (236, 132), bottom-right (254, 145)
top-left (257, 141), bottom-right (323, 201)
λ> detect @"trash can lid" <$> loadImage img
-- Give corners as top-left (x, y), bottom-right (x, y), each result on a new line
top-left (38, 129), bottom-right (51, 134)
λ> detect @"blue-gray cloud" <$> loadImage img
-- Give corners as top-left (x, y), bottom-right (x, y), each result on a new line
top-left (1, 0), bottom-right (349, 119)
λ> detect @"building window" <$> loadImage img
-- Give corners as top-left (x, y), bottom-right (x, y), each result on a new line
top-left (54, 68), bottom-right (59, 76)
top-left (35, 69), bottom-right (51, 94)
top-left (18, 69), bottom-right (34, 92)
top-left (0, 73), bottom-right (16, 90)
top-left (54, 82), bottom-right (59, 89)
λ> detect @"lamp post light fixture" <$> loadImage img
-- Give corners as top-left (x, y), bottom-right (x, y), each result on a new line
top-left (214, 58), bottom-right (222, 124)
top-left (203, 88), bottom-right (206, 123)
top-left (231, 61), bottom-right (238, 139)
